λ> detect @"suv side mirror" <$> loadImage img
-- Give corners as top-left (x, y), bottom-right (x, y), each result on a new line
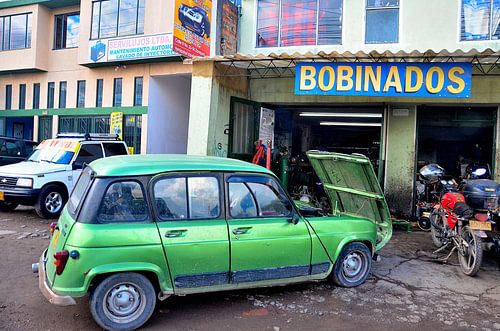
top-left (72, 161), bottom-right (84, 170)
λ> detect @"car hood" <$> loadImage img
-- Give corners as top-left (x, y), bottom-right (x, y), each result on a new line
top-left (0, 161), bottom-right (68, 176)
top-left (307, 151), bottom-right (392, 250)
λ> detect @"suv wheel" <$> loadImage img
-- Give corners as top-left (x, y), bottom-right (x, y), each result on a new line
top-left (35, 185), bottom-right (67, 219)
top-left (331, 242), bottom-right (372, 287)
top-left (90, 273), bottom-right (156, 331)
top-left (0, 201), bottom-right (18, 212)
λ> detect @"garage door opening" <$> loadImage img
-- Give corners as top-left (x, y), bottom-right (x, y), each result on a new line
top-left (228, 99), bottom-right (384, 199)
top-left (417, 106), bottom-right (496, 179)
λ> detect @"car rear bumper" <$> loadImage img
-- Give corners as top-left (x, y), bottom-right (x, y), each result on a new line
top-left (36, 249), bottom-right (76, 306)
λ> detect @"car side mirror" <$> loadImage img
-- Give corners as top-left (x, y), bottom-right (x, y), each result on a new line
top-left (72, 161), bottom-right (84, 170)
top-left (288, 212), bottom-right (300, 225)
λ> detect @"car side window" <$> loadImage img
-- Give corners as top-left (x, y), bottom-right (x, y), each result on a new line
top-left (75, 143), bottom-right (104, 165)
top-left (6, 142), bottom-right (20, 156)
top-left (228, 176), bottom-right (293, 218)
top-left (229, 183), bottom-right (258, 218)
top-left (153, 176), bottom-right (220, 221)
top-left (98, 181), bottom-right (148, 222)
top-left (103, 143), bottom-right (127, 157)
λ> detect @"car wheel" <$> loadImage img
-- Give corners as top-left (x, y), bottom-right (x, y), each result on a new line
top-left (35, 184), bottom-right (67, 219)
top-left (331, 242), bottom-right (372, 287)
top-left (90, 273), bottom-right (156, 331)
top-left (0, 201), bottom-right (18, 212)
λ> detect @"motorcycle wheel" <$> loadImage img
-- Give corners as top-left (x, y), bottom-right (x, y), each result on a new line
top-left (457, 225), bottom-right (483, 276)
top-left (430, 211), bottom-right (445, 248)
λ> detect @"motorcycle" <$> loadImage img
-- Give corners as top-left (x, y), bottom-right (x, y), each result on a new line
top-left (419, 164), bottom-right (492, 276)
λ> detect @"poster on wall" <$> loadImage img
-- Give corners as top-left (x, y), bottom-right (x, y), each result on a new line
top-left (110, 112), bottom-right (124, 140)
top-left (259, 108), bottom-right (275, 148)
top-left (173, 0), bottom-right (212, 58)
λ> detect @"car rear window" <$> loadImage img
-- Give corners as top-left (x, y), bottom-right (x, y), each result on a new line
top-left (68, 167), bottom-right (94, 215)
top-left (103, 143), bottom-right (128, 157)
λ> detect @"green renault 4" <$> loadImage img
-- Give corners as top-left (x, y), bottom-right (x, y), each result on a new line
top-left (34, 152), bottom-right (392, 331)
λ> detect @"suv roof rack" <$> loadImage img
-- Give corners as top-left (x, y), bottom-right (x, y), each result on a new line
top-left (56, 133), bottom-right (121, 141)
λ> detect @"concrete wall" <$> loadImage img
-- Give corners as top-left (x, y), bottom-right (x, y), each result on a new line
top-left (147, 75), bottom-right (192, 154)
top-left (239, 0), bottom-right (499, 55)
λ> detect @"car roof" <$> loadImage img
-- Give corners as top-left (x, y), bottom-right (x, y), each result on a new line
top-left (89, 154), bottom-right (275, 177)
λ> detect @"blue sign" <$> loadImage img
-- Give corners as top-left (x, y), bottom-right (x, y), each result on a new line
top-left (295, 62), bottom-right (472, 98)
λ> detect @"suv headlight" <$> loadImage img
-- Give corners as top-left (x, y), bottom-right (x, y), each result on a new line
top-left (17, 178), bottom-right (33, 188)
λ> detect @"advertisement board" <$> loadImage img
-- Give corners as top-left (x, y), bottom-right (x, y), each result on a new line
top-left (295, 62), bottom-right (472, 98)
top-left (173, 0), bottom-right (212, 58)
top-left (110, 112), bottom-right (124, 140)
top-left (89, 33), bottom-right (177, 63)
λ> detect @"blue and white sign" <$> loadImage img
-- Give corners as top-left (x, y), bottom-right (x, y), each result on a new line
top-left (89, 33), bottom-right (178, 63)
top-left (295, 62), bottom-right (472, 98)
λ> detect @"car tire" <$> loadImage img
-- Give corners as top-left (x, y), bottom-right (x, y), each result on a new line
top-left (331, 242), bottom-right (372, 287)
top-left (0, 201), bottom-right (18, 212)
top-left (90, 273), bottom-right (156, 331)
top-left (35, 184), bottom-right (67, 219)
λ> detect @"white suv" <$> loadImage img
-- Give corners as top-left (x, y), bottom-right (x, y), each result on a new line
top-left (0, 133), bottom-right (129, 218)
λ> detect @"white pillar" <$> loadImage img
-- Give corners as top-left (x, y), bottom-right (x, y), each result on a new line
top-left (51, 115), bottom-right (58, 138)
top-left (141, 114), bottom-right (148, 155)
top-left (33, 115), bottom-right (39, 142)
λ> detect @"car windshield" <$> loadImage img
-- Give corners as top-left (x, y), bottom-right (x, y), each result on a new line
top-left (27, 148), bottom-right (74, 164)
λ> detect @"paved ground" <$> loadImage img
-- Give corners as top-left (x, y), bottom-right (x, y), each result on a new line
top-left (0, 207), bottom-right (499, 331)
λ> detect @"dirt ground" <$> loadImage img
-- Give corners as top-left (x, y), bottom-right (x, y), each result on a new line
top-left (0, 207), bottom-right (499, 331)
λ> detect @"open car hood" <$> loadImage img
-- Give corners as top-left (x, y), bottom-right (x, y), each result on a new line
top-left (307, 151), bottom-right (392, 250)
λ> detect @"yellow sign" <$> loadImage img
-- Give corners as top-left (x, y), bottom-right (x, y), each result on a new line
top-left (110, 112), bottom-right (124, 140)
top-left (173, 0), bottom-right (212, 58)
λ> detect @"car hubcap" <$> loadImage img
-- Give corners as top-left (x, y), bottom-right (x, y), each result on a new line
top-left (104, 283), bottom-right (145, 324)
top-left (45, 192), bottom-right (62, 213)
top-left (342, 251), bottom-right (367, 282)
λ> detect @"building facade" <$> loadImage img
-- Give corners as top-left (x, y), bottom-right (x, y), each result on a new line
top-left (187, 0), bottom-right (500, 215)
top-left (0, 0), bottom-right (192, 154)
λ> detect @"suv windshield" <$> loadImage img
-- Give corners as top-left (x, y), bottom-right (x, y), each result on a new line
top-left (27, 148), bottom-right (74, 164)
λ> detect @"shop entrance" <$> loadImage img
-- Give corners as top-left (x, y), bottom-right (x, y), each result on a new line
top-left (417, 106), bottom-right (496, 179)
top-left (229, 98), bottom-right (384, 198)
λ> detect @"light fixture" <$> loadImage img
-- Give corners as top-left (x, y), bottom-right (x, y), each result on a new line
top-left (320, 122), bottom-right (382, 127)
top-left (299, 112), bottom-right (382, 118)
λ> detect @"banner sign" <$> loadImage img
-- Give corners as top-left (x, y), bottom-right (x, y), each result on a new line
top-left (295, 62), bottom-right (472, 98)
top-left (89, 33), bottom-right (177, 63)
top-left (110, 112), bottom-right (124, 140)
top-left (173, 0), bottom-right (212, 58)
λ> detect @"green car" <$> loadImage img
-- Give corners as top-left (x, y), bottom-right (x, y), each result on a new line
top-left (34, 152), bottom-right (391, 331)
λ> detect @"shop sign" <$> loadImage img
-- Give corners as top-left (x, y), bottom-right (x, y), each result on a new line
top-left (295, 62), bottom-right (472, 98)
top-left (89, 33), bottom-right (177, 63)
top-left (110, 112), bottom-right (124, 140)
top-left (173, 0), bottom-right (212, 58)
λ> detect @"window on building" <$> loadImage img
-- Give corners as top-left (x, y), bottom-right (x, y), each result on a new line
top-left (96, 79), bottom-right (103, 107)
top-left (461, 0), bottom-right (500, 41)
top-left (91, 0), bottom-right (145, 40)
top-left (134, 77), bottom-right (143, 106)
top-left (47, 82), bottom-right (55, 108)
top-left (19, 84), bottom-right (26, 109)
top-left (33, 83), bottom-right (40, 109)
top-left (54, 12), bottom-right (80, 49)
top-left (5, 85), bottom-right (12, 110)
top-left (0, 13), bottom-right (33, 51)
top-left (77, 80), bottom-right (86, 108)
top-left (365, 0), bottom-right (399, 44)
top-left (59, 81), bottom-right (67, 109)
top-left (256, 0), bottom-right (343, 47)
top-left (113, 78), bottom-right (122, 107)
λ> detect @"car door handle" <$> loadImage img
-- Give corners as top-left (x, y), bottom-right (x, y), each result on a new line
top-left (165, 230), bottom-right (187, 238)
top-left (232, 227), bottom-right (252, 235)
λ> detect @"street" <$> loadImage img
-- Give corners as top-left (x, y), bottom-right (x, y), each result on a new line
top-left (0, 207), bottom-right (499, 331)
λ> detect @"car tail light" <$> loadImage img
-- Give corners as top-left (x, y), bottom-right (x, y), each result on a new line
top-left (53, 250), bottom-right (69, 275)
top-left (49, 222), bottom-right (58, 236)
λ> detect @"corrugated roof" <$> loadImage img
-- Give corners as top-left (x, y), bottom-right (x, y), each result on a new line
top-left (194, 48), bottom-right (500, 63)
